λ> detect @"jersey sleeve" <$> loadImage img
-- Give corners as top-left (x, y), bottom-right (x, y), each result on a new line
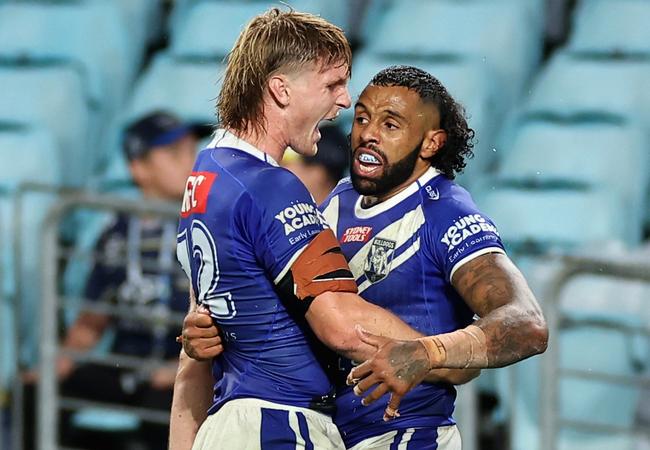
top-left (244, 169), bottom-right (332, 284)
top-left (240, 169), bottom-right (356, 313)
top-left (428, 199), bottom-right (506, 282)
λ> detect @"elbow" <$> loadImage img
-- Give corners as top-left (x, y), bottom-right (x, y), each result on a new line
top-left (528, 313), bottom-right (549, 356)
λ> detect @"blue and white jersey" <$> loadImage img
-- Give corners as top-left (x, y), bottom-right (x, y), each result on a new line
top-left (176, 131), bottom-right (337, 415)
top-left (320, 167), bottom-right (505, 447)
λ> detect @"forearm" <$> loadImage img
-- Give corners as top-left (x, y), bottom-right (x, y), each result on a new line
top-left (62, 312), bottom-right (110, 350)
top-left (169, 350), bottom-right (213, 450)
top-left (307, 292), bottom-right (422, 362)
top-left (424, 368), bottom-right (480, 385)
top-left (420, 253), bottom-right (548, 369)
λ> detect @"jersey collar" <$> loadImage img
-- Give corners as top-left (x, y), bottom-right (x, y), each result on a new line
top-left (353, 166), bottom-right (441, 219)
top-left (207, 129), bottom-right (280, 167)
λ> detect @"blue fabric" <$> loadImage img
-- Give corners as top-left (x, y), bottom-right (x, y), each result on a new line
top-left (320, 170), bottom-right (503, 447)
top-left (296, 411), bottom-right (314, 450)
top-left (260, 408), bottom-right (295, 450)
top-left (179, 145), bottom-right (337, 414)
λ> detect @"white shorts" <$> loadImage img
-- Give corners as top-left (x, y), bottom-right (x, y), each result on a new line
top-left (348, 425), bottom-right (462, 450)
top-left (192, 398), bottom-right (345, 450)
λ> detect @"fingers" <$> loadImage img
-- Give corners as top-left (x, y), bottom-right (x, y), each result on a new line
top-left (352, 373), bottom-right (380, 399)
top-left (346, 360), bottom-right (372, 386)
top-left (185, 311), bottom-right (216, 329)
top-left (383, 393), bottom-right (403, 422)
top-left (361, 383), bottom-right (389, 407)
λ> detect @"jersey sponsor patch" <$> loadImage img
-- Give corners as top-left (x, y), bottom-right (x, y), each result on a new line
top-left (440, 214), bottom-right (499, 252)
top-left (181, 172), bottom-right (217, 218)
top-left (274, 202), bottom-right (326, 236)
top-left (340, 226), bottom-right (372, 244)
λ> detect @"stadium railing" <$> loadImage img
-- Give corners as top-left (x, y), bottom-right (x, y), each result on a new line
top-left (540, 255), bottom-right (650, 450)
top-left (35, 192), bottom-right (179, 450)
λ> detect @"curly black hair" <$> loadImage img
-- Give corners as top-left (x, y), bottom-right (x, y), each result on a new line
top-left (370, 65), bottom-right (475, 179)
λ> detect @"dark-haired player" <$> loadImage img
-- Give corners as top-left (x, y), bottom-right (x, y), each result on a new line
top-left (331, 65), bottom-right (547, 449)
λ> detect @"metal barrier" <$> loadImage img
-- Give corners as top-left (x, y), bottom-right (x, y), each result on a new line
top-left (38, 192), bottom-right (179, 450)
top-left (540, 255), bottom-right (650, 450)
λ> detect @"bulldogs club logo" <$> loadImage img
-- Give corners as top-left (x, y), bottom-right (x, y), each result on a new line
top-left (363, 237), bottom-right (396, 283)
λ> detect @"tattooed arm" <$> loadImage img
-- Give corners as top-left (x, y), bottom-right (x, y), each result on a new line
top-left (452, 252), bottom-right (548, 366)
top-left (348, 252), bottom-right (547, 419)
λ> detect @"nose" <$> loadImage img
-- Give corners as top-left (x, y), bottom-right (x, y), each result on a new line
top-left (358, 118), bottom-right (379, 145)
top-left (336, 85), bottom-right (352, 110)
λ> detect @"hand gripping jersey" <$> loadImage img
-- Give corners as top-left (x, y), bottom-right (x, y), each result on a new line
top-left (176, 131), bottom-right (355, 415)
top-left (320, 167), bottom-right (505, 448)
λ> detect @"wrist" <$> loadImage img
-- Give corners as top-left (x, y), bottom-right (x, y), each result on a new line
top-left (418, 325), bottom-right (488, 369)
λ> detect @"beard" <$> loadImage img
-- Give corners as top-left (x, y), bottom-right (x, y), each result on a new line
top-left (351, 139), bottom-right (423, 197)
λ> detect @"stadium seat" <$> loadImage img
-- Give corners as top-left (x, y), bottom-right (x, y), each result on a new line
top-left (125, 53), bottom-right (224, 125)
top-left (569, 0), bottom-right (650, 57)
top-left (170, 0), bottom-right (353, 48)
top-left (0, 125), bottom-right (62, 369)
top-left (476, 184), bottom-right (638, 252)
top-left (496, 119), bottom-right (649, 231)
top-left (99, 53), bottom-right (222, 186)
top-left (0, 2), bottom-right (136, 122)
top-left (0, 61), bottom-right (93, 186)
top-left (345, 51), bottom-right (498, 188)
top-left (522, 52), bottom-right (650, 127)
top-left (362, 0), bottom-right (543, 109)
top-left (171, 1), bottom-right (267, 59)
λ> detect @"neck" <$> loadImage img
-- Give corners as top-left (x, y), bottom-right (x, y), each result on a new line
top-left (227, 108), bottom-right (289, 163)
top-left (363, 162), bottom-right (432, 206)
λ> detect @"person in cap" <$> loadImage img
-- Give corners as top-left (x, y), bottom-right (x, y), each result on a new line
top-left (21, 111), bottom-right (208, 450)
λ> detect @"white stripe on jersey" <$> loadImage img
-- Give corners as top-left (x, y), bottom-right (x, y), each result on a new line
top-left (321, 195), bottom-right (340, 238)
top-left (347, 205), bottom-right (426, 280)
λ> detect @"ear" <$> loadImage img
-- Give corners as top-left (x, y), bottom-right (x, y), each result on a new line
top-left (268, 74), bottom-right (291, 107)
top-left (128, 159), bottom-right (148, 186)
top-left (420, 129), bottom-right (447, 159)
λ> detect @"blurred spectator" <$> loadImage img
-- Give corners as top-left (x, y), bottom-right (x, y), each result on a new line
top-left (21, 111), bottom-right (210, 450)
top-left (282, 124), bottom-right (350, 204)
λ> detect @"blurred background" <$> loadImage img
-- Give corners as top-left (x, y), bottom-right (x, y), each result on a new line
top-left (0, 0), bottom-right (649, 449)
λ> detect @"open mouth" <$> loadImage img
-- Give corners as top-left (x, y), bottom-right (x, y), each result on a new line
top-left (353, 147), bottom-right (384, 176)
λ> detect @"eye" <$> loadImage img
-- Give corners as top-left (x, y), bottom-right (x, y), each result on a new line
top-left (385, 121), bottom-right (399, 130)
top-left (355, 116), bottom-right (369, 125)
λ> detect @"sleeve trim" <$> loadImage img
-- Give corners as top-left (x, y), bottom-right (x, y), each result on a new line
top-left (449, 247), bottom-right (506, 283)
top-left (273, 244), bottom-right (307, 285)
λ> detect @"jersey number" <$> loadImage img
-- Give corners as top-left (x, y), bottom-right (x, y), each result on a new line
top-left (177, 220), bottom-right (236, 319)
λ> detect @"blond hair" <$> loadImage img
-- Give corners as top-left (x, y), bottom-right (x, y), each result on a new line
top-left (217, 8), bottom-right (351, 135)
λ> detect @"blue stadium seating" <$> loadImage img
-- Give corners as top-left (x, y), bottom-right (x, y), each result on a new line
top-left (0, 62), bottom-right (92, 186)
top-left (496, 119), bottom-right (649, 235)
top-left (171, 1), bottom-right (267, 59)
top-left (170, 0), bottom-right (353, 48)
top-left (0, 125), bottom-right (61, 373)
top-left (100, 53), bottom-right (222, 186)
top-left (522, 52), bottom-right (650, 126)
top-left (569, 0), bottom-right (650, 57)
top-left (476, 184), bottom-right (637, 251)
top-left (362, 0), bottom-right (543, 110)
top-left (0, 2), bottom-right (137, 125)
